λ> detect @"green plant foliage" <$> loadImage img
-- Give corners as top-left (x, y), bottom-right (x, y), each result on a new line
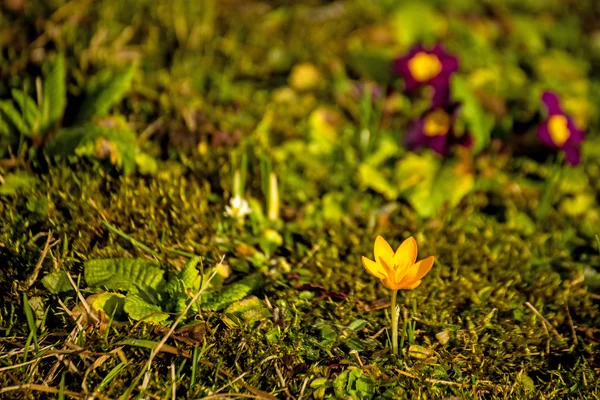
top-left (0, 172), bottom-right (37, 195)
top-left (47, 125), bottom-right (138, 174)
top-left (451, 75), bottom-right (495, 153)
top-left (123, 293), bottom-right (168, 323)
top-left (40, 53), bottom-right (67, 132)
top-left (41, 270), bottom-right (72, 294)
top-left (333, 369), bottom-right (376, 400)
top-left (74, 62), bottom-right (138, 124)
top-left (11, 89), bottom-right (39, 131)
top-left (84, 258), bottom-right (166, 293)
top-left (201, 273), bottom-right (263, 311)
top-left (396, 152), bottom-right (474, 217)
top-left (222, 296), bottom-right (271, 328)
top-left (0, 100), bottom-right (28, 135)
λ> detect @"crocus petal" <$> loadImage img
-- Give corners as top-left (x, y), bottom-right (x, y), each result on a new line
top-left (541, 91), bottom-right (563, 116)
top-left (374, 235), bottom-right (394, 267)
top-left (381, 277), bottom-right (406, 291)
top-left (362, 256), bottom-right (386, 279)
top-left (402, 280), bottom-right (422, 290)
top-left (400, 256), bottom-right (435, 287)
top-left (393, 237), bottom-right (418, 272)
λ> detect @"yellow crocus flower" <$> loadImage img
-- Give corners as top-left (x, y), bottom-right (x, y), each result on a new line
top-left (362, 236), bottom-right (434, 290)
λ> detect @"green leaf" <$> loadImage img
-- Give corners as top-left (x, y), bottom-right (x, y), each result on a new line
top-left (41, 53), bottom-right (66, 131)
top-left (124, 294), bottom-right (168, 322)
top-left (12, 89), bottom-right (39, 131)
top-left (84, 258), bottom-right (165, 293)
top-left (201, 273), bottom-right (263, 311)
top-left (47, 125), bottom-right (138, 174)
top-left (451, 75), bottom-right (494, 153)
top-left (396, 153), bottom-right (473, 217)
top-left (0, 100), bottom-right (28, 135)
top-left (222, 296), bottom-right (271, 328)
top-left (75, 62), bottom-right (137, 123)
top-left (88, 292), bottom-right (126, 319)
top-left (358, 163), bottom-right (397, 200)
top-left (41, 270), bottom-right (72, 294)
top-left (179, 257), bottom-right (201, 291)
top-left (0, 172), bottom-right (37, 196)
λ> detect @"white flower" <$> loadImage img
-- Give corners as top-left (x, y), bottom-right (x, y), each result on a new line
top-left (225, 196), bottom-right (252, 218)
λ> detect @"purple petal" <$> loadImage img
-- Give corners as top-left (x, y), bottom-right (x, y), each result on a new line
top-left (537, 121), bottom-right (557, 148)
top-left (563, 145), bottom-right (581, 166)
top-left (566, 117), bottom-right (584, 144)
top-left (541, 91), bottom-right (563, 116)
top-left (435, 47), bottom-right (459, 75)
top-left (430, 79), bottom-right (451, 108)
top-left (404, 119), bottom-right (428, 150)
top-left (428, 134), bottom-right (450, 155)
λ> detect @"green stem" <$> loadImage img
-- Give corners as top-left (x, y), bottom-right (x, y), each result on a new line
top-left (391, 289), bottom-right (399, 356)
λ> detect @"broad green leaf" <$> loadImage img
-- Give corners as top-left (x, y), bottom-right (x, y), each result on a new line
top-left (75, 62), bottom-right (137, 123)
top-left (124, 294), bottom-right (168, 323)
top-left (396, 153), bottom-right (473, 217)
top-left (347, 49), bottom-right (395, 84)
top-left (42, 270), bottom-right (72, 294)
top-left (12, 89), bottom-right (39, 131)
top-left (0, 100), bottom-right (28, 135)
top-left (201, 273), bottom-right (263, 311)
top-left (47, 125), bottom-right (137, 174)
top-left (84, 258), bottom-right (165, 293)
top-left (358, 163), bottom-right (397, 200)
top-left (451, 75), bottom-right (494, 153)
top-left (0, 172), bottom-right (37, 196)
top-left (87, 292), bottom-right (126, 319)
top-left (41, 53), bottom-right (66, 131)
top-left (391, 3), bottom-right (446, 48)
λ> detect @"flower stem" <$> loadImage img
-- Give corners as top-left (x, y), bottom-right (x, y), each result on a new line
top-left (391, 289), bottom-right (399, 356)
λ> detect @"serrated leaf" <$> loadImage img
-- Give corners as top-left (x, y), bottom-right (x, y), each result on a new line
top-left (124, 294), bottom-right (168, 323)
top-left (179, 257), bottom-right (201, 291)
top-left (75, 62), bottom-right (137, 124)
top-left (12, 89), bottom-right (39, 131)
top-left (47, 125), bottom-right (137, 174)
top-left (0, 100), bottom-right (28, 135)
top-left (41, 53), bottom-right (66, 131)
top-left (84, 258), bottom-right (165, 293)
top-left (201, 273), bottom-right (263, 311)
top-left (42, 270), bottom-right (72, 294)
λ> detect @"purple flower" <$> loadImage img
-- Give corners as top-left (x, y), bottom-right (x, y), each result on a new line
top-left (393, 44), bottom-right (459, 107)
top-left (405, 105), bottom-right (471, 156)
top-left (537, 91), bottom-right (584, 166)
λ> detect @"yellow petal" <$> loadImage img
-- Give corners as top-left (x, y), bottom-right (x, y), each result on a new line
top-left (400, 256), bottom-right (435, 287)
top-left (393, 236), bottom-right (418, 281)
top-left (362, 256), bottom-right (386, 279)
top-left (374, 235), bottom-right (394, 267)
top-left (381, 277), bottom-right (405, 290)
top-left (401, 280), bottom-right (422, 290)
top-left (393, 237), bottom-right (417, 268)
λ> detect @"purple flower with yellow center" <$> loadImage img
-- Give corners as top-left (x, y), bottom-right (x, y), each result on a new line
top-left (537, 91), bottom-right (584, 166)
top-left (393, 44), bottom-right (459, 107)
top-left (405, 105), bottom-right (471, 156)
